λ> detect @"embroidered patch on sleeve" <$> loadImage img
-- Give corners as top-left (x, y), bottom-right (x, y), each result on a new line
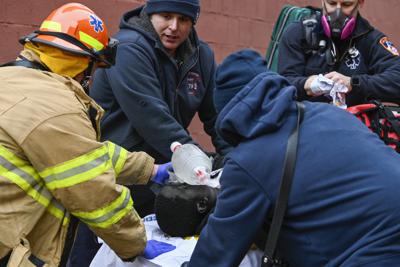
top-left (379, 37), bottom-right (399, 56)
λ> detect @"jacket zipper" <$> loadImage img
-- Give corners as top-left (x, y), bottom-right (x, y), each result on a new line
top-left (173, 47), bottom-right (200, 118)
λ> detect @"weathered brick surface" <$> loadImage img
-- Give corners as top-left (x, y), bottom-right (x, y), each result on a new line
top-left (2, 0), bottom-right (398, 62)
top-left (1, 0), bottom-right (399, 151)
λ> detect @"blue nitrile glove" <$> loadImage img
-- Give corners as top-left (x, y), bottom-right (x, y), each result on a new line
top-left (142, 239), bottom-right (176, 259)
top-left (152, 162), bottom-right (172, 184)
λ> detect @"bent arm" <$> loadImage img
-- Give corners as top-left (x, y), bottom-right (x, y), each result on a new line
top-left (22, 113), bottom-right (153, 259)
top-left (278, 22), bottom-right (310, 100)
top-left (102, 42), bottom-right (195, 159)
top-left (355, 34), bottom-right (400, 103)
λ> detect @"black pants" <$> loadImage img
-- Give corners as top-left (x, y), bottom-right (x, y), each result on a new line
top-left (129, 184), bottom-right (156, 217)
top-left (67, 223), bottom-right (101, 267)
top-left (0, 253), bottom-right (10, 267)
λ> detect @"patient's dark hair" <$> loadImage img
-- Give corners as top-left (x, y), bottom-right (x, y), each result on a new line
top-left (155, 184), bottom-right (218, 237)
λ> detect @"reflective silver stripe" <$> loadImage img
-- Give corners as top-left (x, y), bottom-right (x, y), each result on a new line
top-left (0, 154), bottom-right (41, 189)
top-left (43, 153), bottom-right (109, 183)
top-left (79, 189), bottom-right (131, 224)
top-left (31, 176), bottom-right (54, 201)
top-left (0, 155), bottom-right (67, 216)
top-left (50, 196), bottom-right (66, 213)
top-left (111, 144), bottom-right (121, 168)
top-left (34, 184), bottom-right (65, 212)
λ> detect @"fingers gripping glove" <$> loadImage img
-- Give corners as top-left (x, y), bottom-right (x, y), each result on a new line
top-left (310, 74), bottom-right (334, 96)
top-left (152, 162), bottom-right (172, 184)
top-left (142, 240), bottom-right (176, 259)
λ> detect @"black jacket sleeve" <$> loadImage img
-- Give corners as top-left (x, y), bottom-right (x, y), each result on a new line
top-left (277, 22), bottom-right (310, 100)
top-left (104, 42), bottom-right (194, 160)
top-left (356, 32), bottom-right (400, 103)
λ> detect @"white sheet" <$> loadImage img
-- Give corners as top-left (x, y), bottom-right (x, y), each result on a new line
top-left (90, 214), bottom-right (262, 267)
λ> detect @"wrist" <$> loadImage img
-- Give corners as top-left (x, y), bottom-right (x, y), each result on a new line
top-left (304, 76), bottom-right (313, 90)
top-left (304, 75), bottom-right (318, 96)
top-left (151, 162), bottom-right (171, 184)
top-left (350, 76), bottom-right (360, 91)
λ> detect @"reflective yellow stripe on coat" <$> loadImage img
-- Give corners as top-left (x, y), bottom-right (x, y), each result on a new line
top-left (39, 142), bottom-right (128, 190)
top-left (39, 142), bottom-right (130, 228)
top-left (72, 187), bottom-right (133, 228)
top-left (106, 141), bottom-right (128, 177)
top-left (0, 145), bottom-right (70, 225)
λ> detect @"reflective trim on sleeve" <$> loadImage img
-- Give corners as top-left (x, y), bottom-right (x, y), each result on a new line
top-left (39, 145), bottom-right (112, 190)
top-left (106, 142), bottom-right (128, 177)
top-left (0, 146), bottom-right (69, 225)
top-left (72, 186), bottom-right (133, 229)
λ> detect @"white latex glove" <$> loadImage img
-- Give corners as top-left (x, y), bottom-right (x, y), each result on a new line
top-left (330, 83), bottom-right (349, 109)
top-left (310, 74), bottom-right (335, 96)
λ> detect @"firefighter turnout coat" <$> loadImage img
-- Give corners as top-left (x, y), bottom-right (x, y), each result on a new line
top-left (0, 54), bottom-right (155, 266)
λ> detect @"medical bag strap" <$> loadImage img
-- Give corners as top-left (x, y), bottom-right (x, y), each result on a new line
top-left (261, 101), bottom-right (305, 267)
top-left (1, 56), bottom-right (49, 71)
top-left (376, 102), bottom-right (400, 137)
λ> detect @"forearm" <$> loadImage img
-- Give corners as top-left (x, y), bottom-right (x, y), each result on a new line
top-left (356, 72), bottom-right (400, 102)
top-left (287, 76), bottom-right (309, 101)
top-left (92, 205), bottom-right (147, 259)
top-left (116, 150), bottom-right (155, 185)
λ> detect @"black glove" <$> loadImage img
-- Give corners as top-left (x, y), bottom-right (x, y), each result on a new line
top-left (211, 153), bottom-right (225, 170)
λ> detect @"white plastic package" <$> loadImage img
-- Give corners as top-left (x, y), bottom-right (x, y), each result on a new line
top-left (90, 214), bottom-right (262, 267)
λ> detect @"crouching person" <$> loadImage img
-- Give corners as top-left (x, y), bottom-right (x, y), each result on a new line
top-left (0, 3), bottom-right (171, 266)
top-left (185, 49), bottom-right (400, 266)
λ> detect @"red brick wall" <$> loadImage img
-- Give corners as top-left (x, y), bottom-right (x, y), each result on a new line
top-left (1, 0), bottom-right (399, 151)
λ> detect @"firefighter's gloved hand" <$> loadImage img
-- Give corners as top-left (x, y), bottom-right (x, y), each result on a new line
top-left (142, 240), bottom-right (176, 259)
top-left (152, 162), bottom-right (172, 184)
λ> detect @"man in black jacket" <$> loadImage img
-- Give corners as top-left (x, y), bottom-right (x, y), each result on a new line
top-left (90, 0), bottom-right (229, 217)
top-left (91, 0), bottom-right (227, 167)
top-left (278, 0), bottom-right (400, 106)
top-left (69, 1), bottom-right (227, 266)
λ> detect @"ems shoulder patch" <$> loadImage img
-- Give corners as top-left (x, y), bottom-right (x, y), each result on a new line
top-left (379, 37), bottom-right (399, 56)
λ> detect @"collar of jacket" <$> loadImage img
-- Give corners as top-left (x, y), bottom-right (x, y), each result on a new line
top-left (334, 14), bottom-right (374, 62)
top-left (18, 48), bottom-right (105, 141)
top-left (123, 6), bottom-right (198, 62)
top-left (351, 13), bottom-right (374, 39)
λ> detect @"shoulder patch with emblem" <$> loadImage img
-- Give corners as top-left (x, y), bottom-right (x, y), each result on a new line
top-left (379, 37), bottom-right (399, 56)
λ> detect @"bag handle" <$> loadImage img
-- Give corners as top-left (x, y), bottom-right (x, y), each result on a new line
top-left (376, 102), bottom-right (400, 137)
top-left (261, 102), bottom-right (305, 267)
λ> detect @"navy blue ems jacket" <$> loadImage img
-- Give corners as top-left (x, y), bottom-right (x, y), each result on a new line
top-left (187, 72), bottom-right (400, 267)
top-left (90, 7), bottom-right (226, 163)
top-left (278, 14), bottom-right (400, 106)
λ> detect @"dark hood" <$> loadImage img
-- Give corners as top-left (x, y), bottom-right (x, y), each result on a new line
top-left (216, 72), bottom-right (297, 146)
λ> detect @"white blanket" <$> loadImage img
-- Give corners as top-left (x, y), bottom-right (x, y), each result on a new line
top-left (90, 214), bottom-right (262, 267)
